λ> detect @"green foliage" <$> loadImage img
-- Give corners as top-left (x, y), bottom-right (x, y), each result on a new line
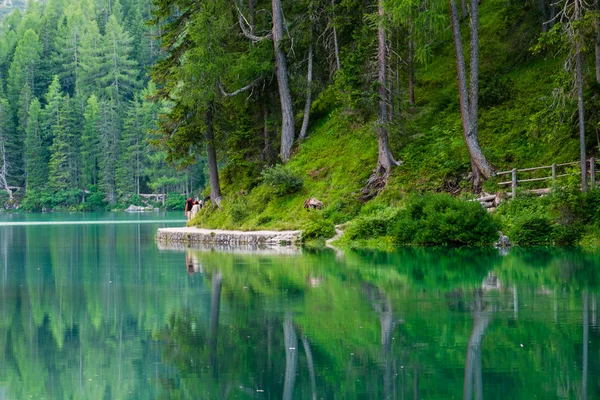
top-left (301, 216), bottom-right (336, 242)
top-left (164, 193), bottom-right (186, 211)
top-left (390, 194), bottom-right (499, 246)
top-left (260, 165), bottom-right (304, 196)
top-left (509, 214), bottom-right (553, 245)
top-left (344, 206), bottom-right (398, 241)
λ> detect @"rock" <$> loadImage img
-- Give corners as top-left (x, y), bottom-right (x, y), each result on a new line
top-left (303, 198), bottom-right (323, 211)
top-left (494, 232), bottom-right (511, 248)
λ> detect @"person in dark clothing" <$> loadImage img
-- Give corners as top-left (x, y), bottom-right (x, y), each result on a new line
top-left (185, 198), bottom-right (194, 220)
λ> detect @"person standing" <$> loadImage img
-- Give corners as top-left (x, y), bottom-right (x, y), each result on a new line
top-left (185, 197), bottom-right (194, 220)
top-left (190, 201), bottom-right (201, 220)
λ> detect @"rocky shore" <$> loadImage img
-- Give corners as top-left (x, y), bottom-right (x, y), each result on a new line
top-left (156, 227), bottom-right (302, 246)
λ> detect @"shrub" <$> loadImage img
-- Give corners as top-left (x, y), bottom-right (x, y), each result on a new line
top-left (302, 218), bottom-right (336, 241)
top-left (344, 207), bottom-right (398, 240)
top-left (509, 214), bottom-right (553, 245)
top-left (261, 165), bottom-right (304, 195)
top-left (164, 193), bottom-right (187, 211)
top-left (228, 196), bottom-right (250, 223)
top-left (552, 223), bottom-right (583, 246)
top-left (390, 194), bottom-right (498, 246)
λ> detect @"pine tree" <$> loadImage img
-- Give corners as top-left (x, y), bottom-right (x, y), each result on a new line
top-left (25, 98), bottom-right (46, 190)
top-left (98, 98), bottom-right (120, 203)
top-left (81, 94), bottom-right (101, 189)
top-left (0, 97), bottom-right (14, 199)
top-left (77, 21), bottom-right (102, 100)
top-left (97, 15), bottom-right (138, 103)
top-left (47, 97), bottom-right (70, 192)
top-left (54, 9), bottom-right (88, 95)
top-left (117, 96), bottom-right (146, 197)
top-left (7, 28), bottom-right (41, 106)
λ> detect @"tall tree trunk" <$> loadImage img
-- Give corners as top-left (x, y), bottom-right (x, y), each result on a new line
top-left (577, 49), bottom-right (587, 192)
top-left (373, 0), bottom-right (400, 182)
top-left (595, 0), bottom-right (600, 83)
top-left (283, 313), bottom-right (298, 400)
top-left (249, 0), bottom-right (256, 35)
top-left (0, 139), bottom-right (13, 201)
top-left (299, 43), bottom-right (314, 142)
top-left (408, 35), bottom-right (416, 107)
top-left (540, 0), bottom-right (548, 32)
top-left (272, 0), bottom-right (295, 162)
top-left (205, 103), bottom-right (222, 205)
top-left (332, 0), bottom-right (341, 72)
top-left (449, 0), bottom-right (494, 190)
top-left (575, 0), bottom-right (587, 192)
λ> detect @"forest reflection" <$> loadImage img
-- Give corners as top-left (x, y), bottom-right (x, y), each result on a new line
top-left (0, 217), bottom-right (599, 398)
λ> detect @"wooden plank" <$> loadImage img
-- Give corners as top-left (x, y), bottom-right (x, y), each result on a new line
top-left (496, 170), bottom-right (512, 176)
top-left (517, 176), bottom-right (552, 183)
top-left (556, 161), bottom-right (579, 167)
top-left (516, 165), bottom-right (552, 173)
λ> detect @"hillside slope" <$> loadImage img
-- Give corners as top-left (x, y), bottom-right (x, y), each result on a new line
top-left (194, 0), bottom-right (592, 229)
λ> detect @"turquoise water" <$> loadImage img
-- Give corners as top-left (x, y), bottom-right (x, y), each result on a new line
top-left (0, 212), bottom-right (599, 399)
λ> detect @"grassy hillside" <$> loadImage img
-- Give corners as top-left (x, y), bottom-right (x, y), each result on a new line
top-left (192, 0), bottom-right (599, 247)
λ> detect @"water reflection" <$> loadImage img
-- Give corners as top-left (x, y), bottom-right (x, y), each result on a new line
top-left (0, 214), bottom-right (599, 398)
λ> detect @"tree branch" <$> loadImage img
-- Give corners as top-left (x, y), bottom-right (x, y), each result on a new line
top-left (237, 6), bottom-right (272, 42)
top-left (219, 78), bottom-right (260, 97)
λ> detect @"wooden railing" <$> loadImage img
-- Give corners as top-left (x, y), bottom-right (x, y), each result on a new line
top-left (496, 158), bottom-right (598, 198)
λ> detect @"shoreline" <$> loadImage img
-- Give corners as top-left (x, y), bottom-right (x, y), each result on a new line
top-left (156, 227), bottom-right (302, 246)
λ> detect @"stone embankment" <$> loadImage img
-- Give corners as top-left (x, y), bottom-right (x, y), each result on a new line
top-left (156, 227), bottom-right (302, 246)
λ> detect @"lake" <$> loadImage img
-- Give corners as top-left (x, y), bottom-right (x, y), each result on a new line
top-left (0, 212), bottom-right (598, 399)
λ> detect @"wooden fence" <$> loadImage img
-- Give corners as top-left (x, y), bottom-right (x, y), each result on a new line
top-left (496, 158), bottom-right (598, 198)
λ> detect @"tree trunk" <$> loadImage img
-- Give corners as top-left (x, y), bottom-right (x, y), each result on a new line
top-left (375, 0), bottom-right (400, 178)
top-left (249, 0), bottom-right (256, 35)
top-left (272, 0), bottom-right (295, 162)
top-left (540, 0), bottom-right (548, 32)
top-left (332, 0), bottom-right (341, 72)
top-left (577, 48), bottom-right (587, 192)
top-left (408, 35), bottom-right (416, 107)
top-left (205, 103), bottom-right (222, 205)
top-left (299, 43), bottom-right (314, 142)
top-left (0, 140), bottom-right (13, 201)
top-left (574, 0), bottom-right (587, 192)
top-left (283, 313), bottom-right (298, 400)
top-left (449, 0), bottom-right (494, 190)
top-left (595, 0), bottom-right (600, 83)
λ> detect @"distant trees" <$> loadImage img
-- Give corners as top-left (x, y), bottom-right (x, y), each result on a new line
top-left (0, 0), bottom-right (203, 209)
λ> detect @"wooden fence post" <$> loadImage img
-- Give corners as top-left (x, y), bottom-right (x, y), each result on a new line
top-left (552, 163), bottom-right (556, 183)
top-left (591, 158), bottom-right (596, 190)
top-left (512, 168), bottom-right (517, 199)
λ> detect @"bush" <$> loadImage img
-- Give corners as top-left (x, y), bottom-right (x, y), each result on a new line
top-left (552, 223), bottom-right (583, 246)
top-left (344, 207), bottom-right (398, 240)
top-left (164, 193), bottom-right (187, 211)
top-left (228, 196), bottom-right (250, 223)
top-left (509, 214), bottom-right (553, 245)
top-left (261, 165), bottom-right (304, 195)
top-left (302, 218), bottom-right (336, 241)
top-left (390, 194), bottom-right (499, 246)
